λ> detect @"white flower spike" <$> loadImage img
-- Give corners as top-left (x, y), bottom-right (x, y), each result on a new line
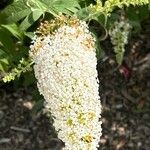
top-left (30, 15), bottom-right (102, 150)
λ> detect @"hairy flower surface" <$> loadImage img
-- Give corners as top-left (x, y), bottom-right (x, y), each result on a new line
top-left (30, 16), bottom-right (102, 150)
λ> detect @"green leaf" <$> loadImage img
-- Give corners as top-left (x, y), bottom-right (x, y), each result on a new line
top-left (138, 5), bottom-right (149, 21)
top-left (8, 9), bottom-right (31, 23)
top-left (23, 72), bottom-right (35, 86)
top-left (1, 0), bottom-right (31, 23)
top-left (0, 49), bottom-right (9, 72)
top-left (24, 32), bottom-right (35, 39)
top-left (1, 24), bottom-right (23, 40)
top-left (0, 13), bottom-right (7, 24)
top-left (25, 0), bottom-right (48, 11)
top-left (32, 89), bottom-right (44, 101)
top-left (52, 0), bottom-right (80, 14)
top-left (77, 7), bottom-right (91, 20)
top-left (126, 7), bottom-right (141, 33)
top-left (126, 7), bottom-right (139, 21)
top-left (31, 99), bottom-right (44, 118)
top-left (92, 32), bottom-right (102, 60)
top-left (0, 49), bottom-right (6, 56)
top-left (0, 63), bottom-right (5, 72)
top-left (0, 58), bottom-right (9, 65)
top-left (0, 28), bottom-right (15, 53)
top-left (19, 10), bottom-right (43, 31)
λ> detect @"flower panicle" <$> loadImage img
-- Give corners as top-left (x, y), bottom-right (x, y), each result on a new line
top-left (30, 15), bottom-right (102, 150)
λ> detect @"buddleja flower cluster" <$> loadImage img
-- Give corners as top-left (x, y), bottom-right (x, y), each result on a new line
top-left (109, 19), bottom-right (132, 64)
top-left (30, 16), bottom-right (102, 150)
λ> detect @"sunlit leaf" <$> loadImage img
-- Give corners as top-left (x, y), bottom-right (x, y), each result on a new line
top-left (19, 10), bottom-right (43, 31)
top-left (1, 0), bottom-right (31, 23)
top-left (1, 23), bottom-right (23, 40)
top-left (52, 0), bottom-right (80, 14)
